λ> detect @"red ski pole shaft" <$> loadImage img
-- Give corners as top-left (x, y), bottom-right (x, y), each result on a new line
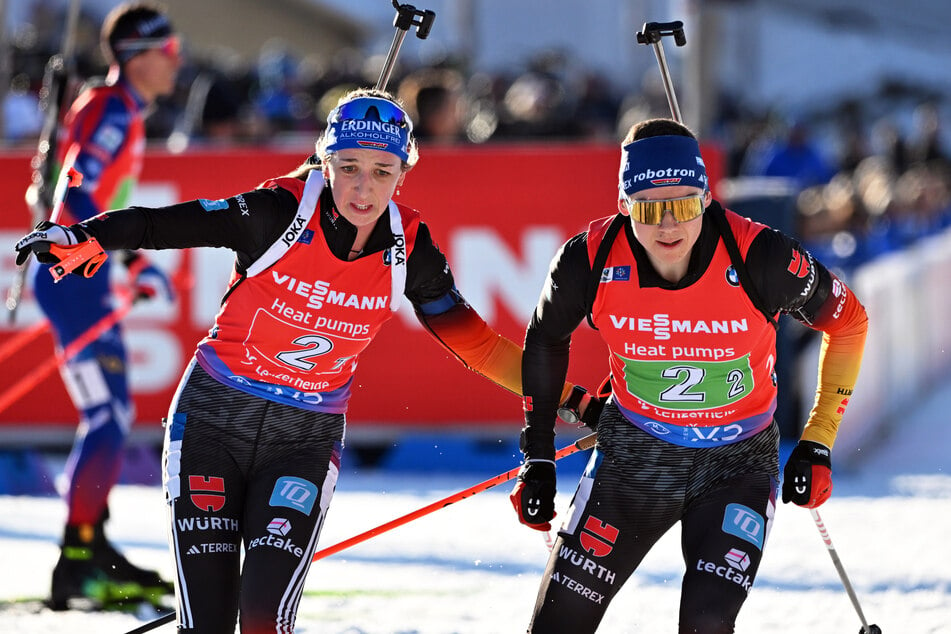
top-left (0, 319), bottom-right (50, 366)
top-left (0, 297), bottom-right (133, 415)
top-left (313, 432), bottom-right (597, 562)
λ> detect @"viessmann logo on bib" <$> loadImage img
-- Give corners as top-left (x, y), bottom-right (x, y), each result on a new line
top-left (608, 313), bottom-right (749, 341)
top-left (271, 270), bottom-right (388, 311)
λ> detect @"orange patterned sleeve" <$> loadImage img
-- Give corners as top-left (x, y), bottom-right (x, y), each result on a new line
top-left (800, 278), bottom-right (868, 448)
top-left (418, 303), bottom-right (574, 402)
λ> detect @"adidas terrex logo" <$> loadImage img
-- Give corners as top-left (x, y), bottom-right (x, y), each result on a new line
top-left (186, 542), bottom-right (239, 555)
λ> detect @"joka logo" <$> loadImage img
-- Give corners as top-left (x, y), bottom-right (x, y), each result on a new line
top-left (579, 516), bottom-right (619, 557)
top-left (189, 475), bottom-right (226, 512)
top-left (269, 476), bottom-right (318, 515)
top-left (722, 503), bottom-right (764, 549)
top-left (787, 250), bottom-right (811, 278)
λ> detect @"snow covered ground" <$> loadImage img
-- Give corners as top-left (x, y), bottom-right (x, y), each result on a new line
top-left (1, 381), bottom-right (949, 634)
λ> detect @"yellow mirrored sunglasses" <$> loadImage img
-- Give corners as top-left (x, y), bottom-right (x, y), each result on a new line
top-left (626, 194), bottom-right (705, 225)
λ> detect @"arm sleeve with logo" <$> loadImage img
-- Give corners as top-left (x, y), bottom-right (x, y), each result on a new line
top-left (746, 229), bottom-right (868, 448)
top-left (409, 226), bottom-right (577, 406)
top-left (74, 187), bottom-right (297, 261)
top-left (521, 235), bottom-right (592, 460)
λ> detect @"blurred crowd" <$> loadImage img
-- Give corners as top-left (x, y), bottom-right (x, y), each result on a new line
top-left (3, 4), bottom-right (950, 277)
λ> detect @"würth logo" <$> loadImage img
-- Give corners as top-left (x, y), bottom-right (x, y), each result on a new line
top-left (787, 250), bottom-right (811, 278)
top-left (189, 475), bottom-right (226, 512)
top-left (579, 515), bottom-right (619, 557)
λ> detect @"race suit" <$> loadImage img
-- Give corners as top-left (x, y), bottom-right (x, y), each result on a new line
top-left (32, 78), bottom-right (147, 527)
top-left (521, 202), bottom-right (867, 633)
top-left (75, 169), bottom-right (546, 632)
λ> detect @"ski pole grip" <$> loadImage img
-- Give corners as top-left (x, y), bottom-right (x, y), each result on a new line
top-left (636, 21), bottom-right (686, 46)
top-left (49, 238), bottom-right (107, 282)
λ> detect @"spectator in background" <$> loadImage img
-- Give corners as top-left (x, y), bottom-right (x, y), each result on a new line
top-left (743, 118), bottom-right (837, 189)
top-left (23, 1), bottom-right (179, 611)
top-left (1, 73), bottom-right (43, 142)
top-left (398, 67), bottom-right (467, 144)
top-left (870, 117), bottom-right (910, 174)
top-left (908, 101), bottom-right (949, 168)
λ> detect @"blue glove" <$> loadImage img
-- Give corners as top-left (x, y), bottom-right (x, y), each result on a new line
top-left (126, 254), bottom-right (175, 302)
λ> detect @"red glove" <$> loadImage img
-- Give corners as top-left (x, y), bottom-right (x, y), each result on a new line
top-left (782, 440), bottom-right (832, 508)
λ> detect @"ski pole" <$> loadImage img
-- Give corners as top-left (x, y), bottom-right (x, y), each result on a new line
top-left (124, 432), bottom-right (598, 634)
top-left (313, 431), bottom-right (597, 561)
top-left (810, 508), bottom-right (882, 634)
top-left (123, 612), bottom-right (174, 634)
top-left (7, 163), bottom-right (86, 321)
top-left (0, 295), bottom-right (134, 415)
top-left (375, 0), bottom-right (436, 91)
top-left (7, 0), bottom-right (83, 324)
top-left (636, 21), bottom-right (687, 124)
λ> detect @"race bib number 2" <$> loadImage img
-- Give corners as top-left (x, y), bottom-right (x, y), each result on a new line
top-left (617, 353), bottom-right (754, 410)
top-left (244, 309), bottom-right (370, 376)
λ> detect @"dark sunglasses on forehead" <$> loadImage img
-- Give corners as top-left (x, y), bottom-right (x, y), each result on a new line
top-left (626, 194), bottom-right (706, 225)
top-left (114, 35), bottom-right (180, 58)
top-left (330, 97), bottom-right (413, 133)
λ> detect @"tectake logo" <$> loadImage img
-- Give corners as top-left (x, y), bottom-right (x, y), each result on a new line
top-left (724, 548), bottom-right (751, 571)
top-left (696, 550), bottom-right (753, 592)
top-left (268, 517), bottom-right (292, 536)
top-left (246, 517), bottom-right (304, 557)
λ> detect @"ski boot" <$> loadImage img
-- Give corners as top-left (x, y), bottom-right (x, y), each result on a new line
top-left (49, 518), bottom-right (173, 611)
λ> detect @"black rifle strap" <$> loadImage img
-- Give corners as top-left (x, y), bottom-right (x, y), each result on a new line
top-left (584, 205), bottom-right (778, 330)
top-left (708, 202), bottom-right (778, 329)
top-left (585, 213), bottom-right (627, 329)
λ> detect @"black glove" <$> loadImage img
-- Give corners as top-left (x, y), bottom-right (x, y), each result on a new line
top-left (782, 440), bottom-right (832, 508)
top-left (15, 221), bottom-right (83, 265)
top-left (14, 221), bottom-right (103, 279)
top-left (510, 460), bottom-right (556, 531)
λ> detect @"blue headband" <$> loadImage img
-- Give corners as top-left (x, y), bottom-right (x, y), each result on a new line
top-left (619, 135), bottom-right (708, 197)
top-left (324, 97), bottom-right (413, 162)
top-left (111, 14), bottom-right (175, 64)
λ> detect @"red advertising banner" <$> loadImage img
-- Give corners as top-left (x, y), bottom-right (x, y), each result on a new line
top-left (0, 142), bottom-right (722, 438)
